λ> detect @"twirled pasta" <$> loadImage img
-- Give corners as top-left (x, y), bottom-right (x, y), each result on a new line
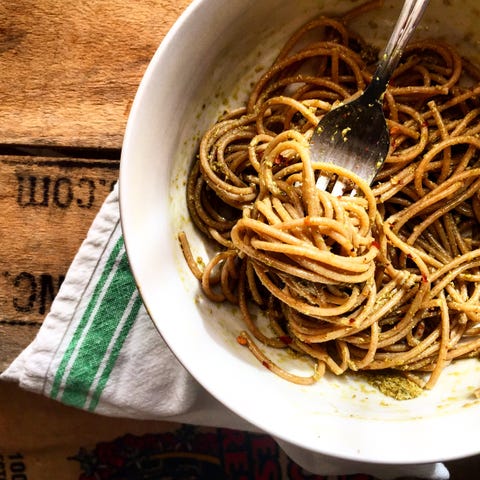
top-left (180, 0), bottom-right (480, 392)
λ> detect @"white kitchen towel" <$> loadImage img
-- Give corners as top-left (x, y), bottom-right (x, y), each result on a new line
top-left (1, 184), bottom-right (449, 480)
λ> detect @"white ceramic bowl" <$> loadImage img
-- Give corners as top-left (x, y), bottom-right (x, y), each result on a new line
top-left (120, 0), bottom-right (480, 465)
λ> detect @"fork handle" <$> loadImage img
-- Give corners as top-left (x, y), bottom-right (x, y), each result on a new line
top-left (364, 0), bottom-right (430, 102)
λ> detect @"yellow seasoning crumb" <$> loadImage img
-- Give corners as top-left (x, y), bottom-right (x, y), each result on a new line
top-left (362, 371), bottom-right (424, 400)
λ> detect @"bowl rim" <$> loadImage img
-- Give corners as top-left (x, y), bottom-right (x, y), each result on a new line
top-left (119, 0), bottom-right (480, 465)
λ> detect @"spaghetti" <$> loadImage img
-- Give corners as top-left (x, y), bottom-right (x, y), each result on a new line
top-left (180, 0), bottom-right (480, 392)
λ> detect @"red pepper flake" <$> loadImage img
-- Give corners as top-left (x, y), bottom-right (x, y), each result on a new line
top-left (390, 126), bottom-right (401, 136)
top-left (279, 335), bottom-right (293, 345)
top-left (422, 121), bottom-right (429, 128)
top-left (237, 335), bottom-right (248, 346)
top-left (371, 240), bottom-right (380, 249)
top-left (407, 253), bottom-right (413, 259)
top-left (262, 361), bottom-right (271, 370)
top-left (421, 273), bottom-right (428, 283)
top-left (273, 154), bottom-right (291, 166)
top-left (349, 318), bottom-right (355, 324)
top-left (415, 321), bottom-right (425, 338)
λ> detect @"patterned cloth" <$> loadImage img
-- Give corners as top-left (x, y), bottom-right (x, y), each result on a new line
top-left (1, 185), bottom-right (449, 480)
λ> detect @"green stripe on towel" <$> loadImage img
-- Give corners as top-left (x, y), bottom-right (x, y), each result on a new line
top-left (85, 292), bottom-right (142, 411)
top-left (50, 236), bottom-right (140, 409)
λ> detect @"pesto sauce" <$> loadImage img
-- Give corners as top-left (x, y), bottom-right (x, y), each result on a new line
top-left (363, 371), bottom-right (424, 400)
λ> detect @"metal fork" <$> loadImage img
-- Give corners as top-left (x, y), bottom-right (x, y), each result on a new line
top-left (311, 0), bottom-right (429, 195)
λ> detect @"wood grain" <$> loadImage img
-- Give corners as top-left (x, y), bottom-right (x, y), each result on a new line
top-left (0, 155), bottom-right (119, 370)
top-left (0, 0), bottom-right (190, 369)
top-left (0, 0), bottom-right (191, 149)
top-left (0, 381), bottom-right (182, 478)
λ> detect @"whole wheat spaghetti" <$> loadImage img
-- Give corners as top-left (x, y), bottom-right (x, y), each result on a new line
top-left (180, 0), bottom-right (480, 392)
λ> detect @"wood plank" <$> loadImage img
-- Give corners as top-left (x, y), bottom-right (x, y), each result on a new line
top-left (0, 381), bottom-right (181, 478)
top-left (0, 0), bottom-right (191, 149)
top-left (0, 155), bottom-right (119, 370)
